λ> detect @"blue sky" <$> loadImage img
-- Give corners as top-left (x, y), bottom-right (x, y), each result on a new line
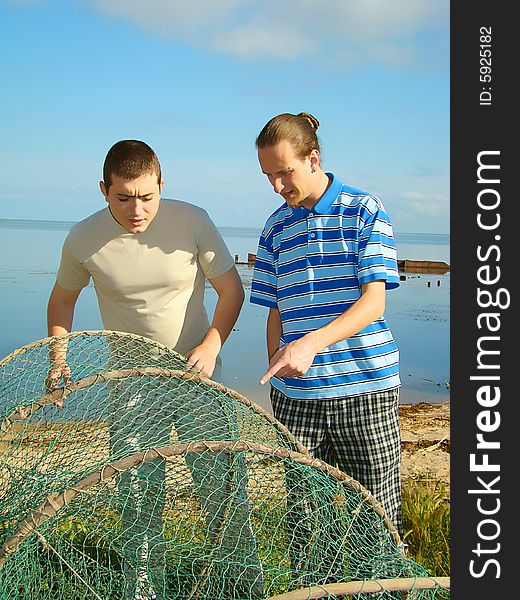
top-left (0, 0), bottom-right (449, 233)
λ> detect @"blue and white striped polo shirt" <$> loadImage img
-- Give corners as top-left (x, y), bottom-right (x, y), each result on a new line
top-left (250, 173), bottom-right (401, 399)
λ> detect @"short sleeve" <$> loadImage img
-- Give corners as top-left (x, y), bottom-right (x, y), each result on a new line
top-left (56, 234), bottom-right (91, 291)
top-left (250, 229), bottom-right (278, 308)
top-left (196, 210), bottom-right (235, 279)
top-left (357, 198), bottom-right (400, 290)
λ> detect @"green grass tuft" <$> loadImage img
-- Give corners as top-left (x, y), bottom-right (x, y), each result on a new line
top-left (402, 478), bottom-right (450, 577)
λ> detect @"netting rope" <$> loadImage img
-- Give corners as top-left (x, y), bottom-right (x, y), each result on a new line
top-left (0, 440), bottom-right (403, 566)
top-left (0, 331), bottom-right (450, 599)
top-left (0, 367), bottom-right (309, 457)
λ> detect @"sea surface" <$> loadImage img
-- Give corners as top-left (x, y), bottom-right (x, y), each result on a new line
top-left (0, 218), bottom-right (450, 411)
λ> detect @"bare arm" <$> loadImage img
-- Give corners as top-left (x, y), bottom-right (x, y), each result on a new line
top-left (260, 280), bottom-right (386, 385)
top-left (46, 283), bottom-right (82, 399)
top-left (47, 282), bottom-right (81, 337)
top-left (266, 307), bottom-right (282, 362)
top-left (185, 266), bottom-right (245, 378)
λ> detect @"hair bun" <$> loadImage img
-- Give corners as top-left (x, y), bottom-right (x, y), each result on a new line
top-left (297, 112), bottom-right (319, 131)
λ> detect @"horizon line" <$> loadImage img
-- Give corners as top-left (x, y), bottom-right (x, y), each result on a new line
top-left (0, 217), bottom-right (450, 237)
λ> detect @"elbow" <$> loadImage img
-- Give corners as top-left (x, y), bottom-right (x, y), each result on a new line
top-left (362, 281), bottom-right (386, 320)
top-left (366, 294), bottom-right (386, 322)
top-left (376, 297), bottom-right (386, 319)
top-left (236, 272), bottom-right (246, 306)
top-left (232, 282), bottom-right (245, 311)
top-left (231, 268), bottom-right (245, 307)
top-left (230, 280), bottom-right (245, 313)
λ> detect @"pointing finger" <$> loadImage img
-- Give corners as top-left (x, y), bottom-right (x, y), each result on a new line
top-left (260, 361), bottom-right (284, 385)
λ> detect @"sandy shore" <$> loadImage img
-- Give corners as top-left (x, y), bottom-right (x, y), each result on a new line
top-left (399, 401), bottom-right (450, 491)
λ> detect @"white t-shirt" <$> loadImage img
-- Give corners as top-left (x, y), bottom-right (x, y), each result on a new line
top-left (56, 199), bottom-right (234, 354)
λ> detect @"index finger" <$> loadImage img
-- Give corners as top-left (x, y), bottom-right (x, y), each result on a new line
top-left (259, 360), bottom-right (284, 386)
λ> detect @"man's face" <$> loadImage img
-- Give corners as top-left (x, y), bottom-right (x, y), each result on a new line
top-left (100, 172), bottom-right (163, 233)
top-left (258, 140), bottom-right (317, 208)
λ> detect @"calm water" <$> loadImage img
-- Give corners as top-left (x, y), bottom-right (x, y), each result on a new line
top-left (0, 218), bottom-right (450, 410)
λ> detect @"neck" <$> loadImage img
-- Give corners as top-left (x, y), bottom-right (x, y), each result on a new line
top-left (302, 171), bottom-right (332, 209)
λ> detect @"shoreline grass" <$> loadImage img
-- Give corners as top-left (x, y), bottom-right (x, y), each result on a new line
top-left (402, 477), bottom-right (450, 577)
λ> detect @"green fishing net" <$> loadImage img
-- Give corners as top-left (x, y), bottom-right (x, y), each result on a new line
top-left (0, 331), bottom-right (449, 599)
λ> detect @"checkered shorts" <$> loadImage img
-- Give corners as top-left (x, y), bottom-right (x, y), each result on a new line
top-left (270, 386), bottom-right (403, 536)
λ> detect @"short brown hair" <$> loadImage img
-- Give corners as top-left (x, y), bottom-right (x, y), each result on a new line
top-left (256, 112), bottom-right (321, 158)
top-left (102, 140), bottom-right (162, 192)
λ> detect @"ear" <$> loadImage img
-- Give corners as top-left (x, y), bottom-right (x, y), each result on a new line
top-left (159, 179), bottom-right (165, 193)
top-left (309, 149), bottom-right (321, 171)
top-left (99, 181), bottom-right (108, 201)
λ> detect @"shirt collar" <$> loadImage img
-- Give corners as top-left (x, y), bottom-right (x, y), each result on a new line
top-left (292, 172), bottom-right (342, 217)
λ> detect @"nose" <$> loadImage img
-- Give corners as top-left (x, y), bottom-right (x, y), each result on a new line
top-left (129, 198), bottom-right (143, 215)
top-left (271, 176), bottom-right (284, 195)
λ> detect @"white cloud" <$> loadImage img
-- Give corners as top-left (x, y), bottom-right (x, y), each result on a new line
top-left (87, 0), bottom-right (448, 68)
top-left (408, 165), bottom-right (445, 178)
top-left (324, 0), bottom-right (447, 40)
top-left (90, 0), bottom-right (245, 35)
top-left (213, 22), bottom-right (313, 60)
top-left (402, 191), bottom-right (449, 218)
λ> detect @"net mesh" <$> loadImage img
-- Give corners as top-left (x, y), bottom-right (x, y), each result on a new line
top-left (0, 331), bottom-right (449, 599)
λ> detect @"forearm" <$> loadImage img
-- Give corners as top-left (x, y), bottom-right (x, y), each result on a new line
top-left (47, 302), bottom-right (73, 364)
top-left (260, 281), bottom-right (387, 385)
top-left (307, 281), bottom-right (386, 352)
top-left (202, 287), bottom-right (244, 354)
top-left (266, 308), bottom-right (282, 361)
top-left (185, 268), bottom-right (244, 377)
top-left (48, 305), bottom-right (73, 337)
top-left (47, 284), bottom-right (80, 363)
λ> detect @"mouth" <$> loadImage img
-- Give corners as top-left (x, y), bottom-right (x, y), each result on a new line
top-left (282, 192), bottom-right (301, 206)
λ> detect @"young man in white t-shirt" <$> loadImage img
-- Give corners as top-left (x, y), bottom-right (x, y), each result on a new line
top-left (46, 140), bottom-right (263, 599)
top-left (47, 140), bottom-right (243, 381)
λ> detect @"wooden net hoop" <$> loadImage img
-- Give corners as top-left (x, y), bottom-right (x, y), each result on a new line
top-left (0, 439), bottom-right (402, 568)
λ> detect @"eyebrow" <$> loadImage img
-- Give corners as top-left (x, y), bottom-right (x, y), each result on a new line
top-left (116, 193), bottom-right (155, 199)
top-left (262, 166), bottom-right (293, 176)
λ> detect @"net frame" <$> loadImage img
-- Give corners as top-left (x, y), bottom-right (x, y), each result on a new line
top-left (0, 331), bottom-right (450, 598)
top-left (266, 576), bottom-right (450, 599)
top-left (0, 366), bottom-right (308, 458)
top-left (0, 440), bottom-right (451, 598)
top-left (0, 440), bottom-right (403, 566)
top-left (0, 331), bottom-right (306, 450)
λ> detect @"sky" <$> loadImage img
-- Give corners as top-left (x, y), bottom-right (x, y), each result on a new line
top-left (0, 0), bottom-right (449, 234)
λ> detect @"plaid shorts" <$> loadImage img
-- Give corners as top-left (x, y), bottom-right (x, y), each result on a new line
top-left (270, 386), bottom-right (403, 536)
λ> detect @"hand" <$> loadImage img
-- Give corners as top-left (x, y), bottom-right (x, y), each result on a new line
top-left (185, 344), bottom-right (217, 379)
top-left (45, 362), bottom-right (72, 408)
top-left (260, 334), bottom-right (319, 385)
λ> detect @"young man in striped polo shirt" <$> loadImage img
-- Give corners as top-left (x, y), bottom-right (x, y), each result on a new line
top-left (250, 112), bottom-right (403, 555)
